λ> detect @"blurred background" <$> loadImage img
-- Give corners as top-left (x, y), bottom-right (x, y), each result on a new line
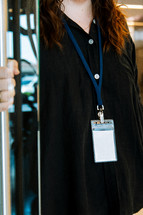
top-left (0, 0), bottom-right (143, 215)
top-left (119, 0), bottom-right (143, 103)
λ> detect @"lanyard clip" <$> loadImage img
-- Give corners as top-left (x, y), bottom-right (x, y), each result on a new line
top-left (97, 105), bottom-right (104, 124)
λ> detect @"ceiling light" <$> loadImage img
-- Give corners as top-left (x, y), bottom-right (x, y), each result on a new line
top-left (127, 21), bottom-right (143, 26)
top-left (118, 4), bottom-right (143, 9)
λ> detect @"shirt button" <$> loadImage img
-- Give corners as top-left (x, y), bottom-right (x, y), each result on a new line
top-left (93, 19), bottom-right (96, 24)
top-left (94, 74), bottom-right (100, 80)
top-left (88, 39), bottom-right (94, 45)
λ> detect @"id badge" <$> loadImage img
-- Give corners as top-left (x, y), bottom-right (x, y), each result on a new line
top-left (91, 120), bottom-right (117, 163)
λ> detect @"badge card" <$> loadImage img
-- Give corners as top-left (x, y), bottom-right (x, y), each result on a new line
top-left (91, 120), bottom-right (117, 163)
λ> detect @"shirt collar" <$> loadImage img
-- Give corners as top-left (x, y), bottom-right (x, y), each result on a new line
top-left (61, 11), bottom-right (97, 39)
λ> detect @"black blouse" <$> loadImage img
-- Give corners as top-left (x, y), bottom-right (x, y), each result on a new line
top-left (40, 15), bottom-right (143, 215)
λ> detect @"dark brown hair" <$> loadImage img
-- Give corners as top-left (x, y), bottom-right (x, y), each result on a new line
top-left (40, 0), bottom-right (129, 54)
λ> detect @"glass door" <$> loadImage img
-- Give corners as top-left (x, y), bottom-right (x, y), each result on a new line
top-left (0, 0), bottom-right (40, 214)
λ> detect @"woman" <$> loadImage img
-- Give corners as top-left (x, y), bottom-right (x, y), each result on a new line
top-left (0, 60), bottom-right (19, 112)
top-left (40, 0), bottom-right (143, 214)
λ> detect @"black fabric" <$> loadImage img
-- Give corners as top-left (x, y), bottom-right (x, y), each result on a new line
top-left (40, 15), bottom-right (143, 215)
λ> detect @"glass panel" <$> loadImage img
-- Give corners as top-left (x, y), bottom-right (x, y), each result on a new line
top-left (7, 0), bottom-right (39, 214)
top-left (119, 0), bottom-right (143, 104)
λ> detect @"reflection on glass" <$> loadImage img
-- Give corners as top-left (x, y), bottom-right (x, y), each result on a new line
top-left (7, 0), bottom-right (38, 214)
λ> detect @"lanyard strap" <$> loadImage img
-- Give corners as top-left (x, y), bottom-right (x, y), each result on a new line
top-left (63, 19), bottom-right (104, 107)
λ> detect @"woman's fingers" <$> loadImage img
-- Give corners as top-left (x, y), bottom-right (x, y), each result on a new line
top-left (0, 60), bottom-right (20, 112)
top-left (0, 67), bottom-right (14, 79)
top-left (0, 60), bottom-right (20, 79)
top-left (0, 78), bottom-right (16, 91)
top-left (7, 59), bottom-right (20, 75)
top-left (0, 89), bottom-right (15, 103)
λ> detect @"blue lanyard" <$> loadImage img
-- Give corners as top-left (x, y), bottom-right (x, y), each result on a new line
top-left (63, 19), bottom-right (104, 108)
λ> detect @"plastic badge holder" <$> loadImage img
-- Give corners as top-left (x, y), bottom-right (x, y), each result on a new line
top-left (91, 120), bottom-right (117, 163)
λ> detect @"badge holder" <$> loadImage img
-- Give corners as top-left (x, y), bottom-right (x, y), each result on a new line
top-left (91, 105), bottom-right (117, 163)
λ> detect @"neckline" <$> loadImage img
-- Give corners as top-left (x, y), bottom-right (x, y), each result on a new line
top-left (61, 11), bottom-right (95, 35)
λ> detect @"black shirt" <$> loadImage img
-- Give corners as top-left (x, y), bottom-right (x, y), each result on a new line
top-left (40, 15), bottom-right (143, 215)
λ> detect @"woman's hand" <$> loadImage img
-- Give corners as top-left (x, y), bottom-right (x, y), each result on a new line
top-left (0, 60), bottom-right (20, 112)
